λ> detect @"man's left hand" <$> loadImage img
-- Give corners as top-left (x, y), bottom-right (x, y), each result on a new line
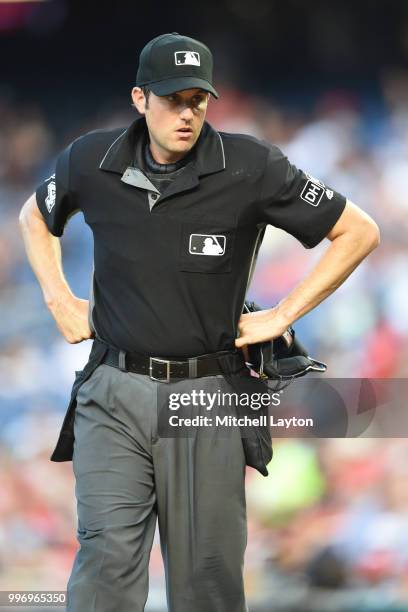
top-left (235, 307), bottom-right (291, 352)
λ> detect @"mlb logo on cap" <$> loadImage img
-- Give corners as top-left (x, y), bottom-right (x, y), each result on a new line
top-left (136, 33), bottom-right (219, 98)
top-left (175, 51), bottom-right (200, 66)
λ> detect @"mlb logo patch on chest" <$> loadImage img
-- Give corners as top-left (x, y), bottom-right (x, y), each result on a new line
top-left (300, 179), bottom-right (325, 207)
top-left (189, 234), bottom-right (226, 256)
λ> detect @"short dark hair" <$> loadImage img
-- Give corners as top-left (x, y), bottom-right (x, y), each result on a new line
top-left (141, 86), bottom-right (151, 108)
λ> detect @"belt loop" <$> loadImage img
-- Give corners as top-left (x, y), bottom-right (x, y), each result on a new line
top-left (118, 350), bottom-right (127, 372)
top-left (188, 357), bottom-right (198, 378)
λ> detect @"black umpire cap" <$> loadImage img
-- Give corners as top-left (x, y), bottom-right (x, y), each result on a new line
top-left (136, 32), bottom-right (219, 98)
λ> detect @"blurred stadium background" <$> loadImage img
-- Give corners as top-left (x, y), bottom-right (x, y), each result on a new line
top-left (1, 1), bottom-right (408, 610)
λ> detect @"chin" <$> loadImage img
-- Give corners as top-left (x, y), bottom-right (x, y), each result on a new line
top-left (172, 141), bottom-right (194, 153)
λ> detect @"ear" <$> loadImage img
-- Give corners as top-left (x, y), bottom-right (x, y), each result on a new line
top-left (131, 87), bottom-right (146, 115)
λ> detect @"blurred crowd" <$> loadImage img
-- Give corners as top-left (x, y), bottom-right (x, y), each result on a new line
top-left (1, 73), bottom-right (408, 610)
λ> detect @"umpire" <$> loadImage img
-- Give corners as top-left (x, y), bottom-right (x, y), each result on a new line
top-left (19, 32), bottom-right (380, 612)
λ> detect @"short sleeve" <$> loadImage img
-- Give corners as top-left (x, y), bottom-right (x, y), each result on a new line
top-left (257, 145), bottom-right (347, 248)
top-left (35, 142), bottom-right (79, 237)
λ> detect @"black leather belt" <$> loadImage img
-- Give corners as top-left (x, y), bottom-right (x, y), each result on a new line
top-left (97, 339), bottom-right (244, 383)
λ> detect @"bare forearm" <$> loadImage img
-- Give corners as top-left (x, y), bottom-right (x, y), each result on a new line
top-left (236, 222), bottom-right (379, 349)
top-left (19, 202), bottom-right (73, 306)
top-left (276, 224), bottom-right (380, 326)
top-left (19, 194), bottom-right (92, 343)
top-left (235, 200), bottom-right (380, 349)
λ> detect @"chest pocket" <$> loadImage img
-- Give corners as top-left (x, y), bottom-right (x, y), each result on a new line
top-left (179, 219), bottom-right (236, 273)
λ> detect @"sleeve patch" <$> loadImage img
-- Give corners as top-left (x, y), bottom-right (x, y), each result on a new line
top-left (45, 176), bottom-right (56, 213)
top-left (300, 174), bottom-right (327, 207)
top-left (300, 180), bottom-right (324, 206)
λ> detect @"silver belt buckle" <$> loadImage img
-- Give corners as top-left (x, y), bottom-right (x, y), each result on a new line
top-left (149, 357), bottom-right (171, 383)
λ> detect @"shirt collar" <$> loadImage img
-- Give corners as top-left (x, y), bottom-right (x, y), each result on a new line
top-left (99, 116), bottom-right (226, 178)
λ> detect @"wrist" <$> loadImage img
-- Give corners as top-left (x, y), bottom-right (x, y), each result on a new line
top-left (268, 304), bottom-right (294, 330)
top-left (44, 286), bottom-right (74, 311)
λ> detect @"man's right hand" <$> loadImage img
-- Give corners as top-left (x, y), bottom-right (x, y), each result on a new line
top-left (48, 295), bottom-right (94, 344)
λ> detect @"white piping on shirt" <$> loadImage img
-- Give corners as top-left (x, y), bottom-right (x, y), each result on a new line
top-left (99, 129), bottom-right (127, 169)
top-left (217, 131), bottom-right (226, 169)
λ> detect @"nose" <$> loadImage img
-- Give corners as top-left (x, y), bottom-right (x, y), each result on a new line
top-left (179, 105), bottom-right (194, 121)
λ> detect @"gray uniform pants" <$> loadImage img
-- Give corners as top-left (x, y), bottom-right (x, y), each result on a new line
top-left (66, 363), bottom-right (248, 612)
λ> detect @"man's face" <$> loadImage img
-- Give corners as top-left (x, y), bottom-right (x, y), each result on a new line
top-left (132, 87), bottom-right (209, 163)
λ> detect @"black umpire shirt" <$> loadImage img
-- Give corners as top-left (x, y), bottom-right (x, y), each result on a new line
top-left (36, 117), bottom-right (347, 358)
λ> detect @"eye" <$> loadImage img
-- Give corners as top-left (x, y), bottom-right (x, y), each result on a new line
top-left (192, 96), bottom-right (206, 107)
top-left (167, 95), bottom-right (177, 102)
